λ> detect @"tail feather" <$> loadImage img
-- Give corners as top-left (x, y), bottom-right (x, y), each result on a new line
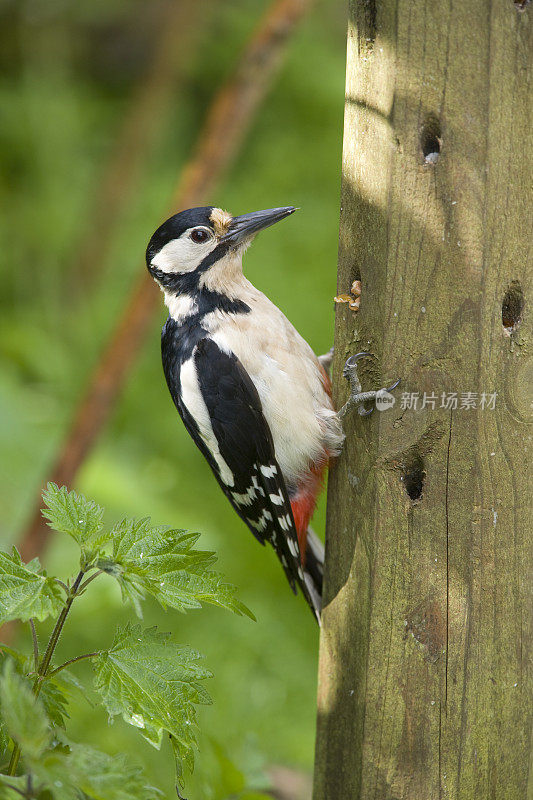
top-left (290, 464), bottom-right (327, 623)
top-left (301, 526), bottom-right (324, 623)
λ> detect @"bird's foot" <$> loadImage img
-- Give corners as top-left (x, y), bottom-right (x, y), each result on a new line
top-left (339, 352), bottom-right (400, 418)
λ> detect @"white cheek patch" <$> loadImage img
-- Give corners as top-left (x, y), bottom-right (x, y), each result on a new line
top-left (151, 234), bottom-right (217, 274)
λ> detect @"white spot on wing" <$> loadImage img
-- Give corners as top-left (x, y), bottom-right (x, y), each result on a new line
top-left (287, 538), bottom-right (299, 557)
top-left (232, 486), bottom-right (257, 506)
top-left (249, 509), bottom-right (273, 533)
top-left (180, 355), bottom-right (235, 487)
top-left (269, 492), bottom-right (284, 506)
top-left (260, 464), bottom-right (277, 478)
top-left (252, 473), bottom-right (265, 495)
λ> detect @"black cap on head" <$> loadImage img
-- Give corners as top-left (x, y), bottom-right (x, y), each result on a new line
top-left (146, 206), bottom-right (215, 267)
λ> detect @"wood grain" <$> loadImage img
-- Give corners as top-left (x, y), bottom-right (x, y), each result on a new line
top-left (314, 1), bottom-right (532, 798)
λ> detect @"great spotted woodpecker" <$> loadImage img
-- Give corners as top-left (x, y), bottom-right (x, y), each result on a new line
top-left (146, 206), bottom-right (395, 620)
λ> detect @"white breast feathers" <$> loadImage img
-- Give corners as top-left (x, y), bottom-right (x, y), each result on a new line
top-left (203, 287), bottom-right (344, 487)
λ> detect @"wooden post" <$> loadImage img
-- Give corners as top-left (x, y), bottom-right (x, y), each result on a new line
top-left (314, 2), bottom-right (532, 799)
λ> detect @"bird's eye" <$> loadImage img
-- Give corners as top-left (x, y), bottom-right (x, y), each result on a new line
top-left (190, 228), bottom-right (210, 244)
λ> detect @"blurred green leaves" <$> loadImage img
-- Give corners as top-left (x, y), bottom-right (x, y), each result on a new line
top-left (29, 738), bottom-right (162, 800)
top-left (0, 658), bottom-right (159, 799)
top-left (0, 661), bottom-right (50, 761)
top-left (0, 706), bottom-right (160, 800)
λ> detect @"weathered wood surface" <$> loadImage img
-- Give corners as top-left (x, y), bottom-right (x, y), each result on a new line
top-left (314, 1), bottom-right (532, 798)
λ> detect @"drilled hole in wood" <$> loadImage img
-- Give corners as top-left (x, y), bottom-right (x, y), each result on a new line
top-left (358, 0), bottom-right (377, 47)
top-left (363, 0), bottom-right (377, 40)
top-left (502, 281), bottom-right (524, 334)
top-left (401, 455), bottom-right (425, 502)
top-left (421, 116), bottom-right (441, 164)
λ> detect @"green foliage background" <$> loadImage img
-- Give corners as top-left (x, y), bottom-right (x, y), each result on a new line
top-left (0, 0), bottom-right (346, 794)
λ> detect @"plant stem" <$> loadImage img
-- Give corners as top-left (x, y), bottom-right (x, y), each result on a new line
top-left (47, 651), bottom-right (99, 678)
top-left (35, 570), bottom-right (84, 690)
top-left (78, 570), bottom-right (104, 593)
top-left (7, 571), bottom-right (85, 776)
top-left (2, 784), bottom-right (27, 798)
top-left (6, 743), bottom-right (20, 778)
top-left (29, 620), bottom-right (38, 672)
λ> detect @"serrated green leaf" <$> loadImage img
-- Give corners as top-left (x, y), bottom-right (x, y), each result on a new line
top-left (0, 548), bottom-right (63, 625)
top-left (41, 483), bottom-right (108, 553)
top-left (39, 678), bottom-right (70, 729)
top-left (169, 569), bottom-right (255, 621)
top-left (97, 551), bottom-right (150, 619)
top-left (106, 519), bottom-right (254, 619)
top-left (93, 624), bottom-right (211, 780)
top-left (0, 660), bottom-right (50, 759)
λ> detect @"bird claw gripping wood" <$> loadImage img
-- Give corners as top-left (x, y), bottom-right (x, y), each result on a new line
top-left (339, 352), bottom-right (400, 418)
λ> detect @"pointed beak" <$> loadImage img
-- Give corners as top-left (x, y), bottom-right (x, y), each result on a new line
top-left (221, 206), bottom-right (297, 244)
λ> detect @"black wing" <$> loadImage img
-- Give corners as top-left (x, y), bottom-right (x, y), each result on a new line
top-left (161, 323), bottom-right (320, 616)
top-left (193, 338), bottom-right (307, 594)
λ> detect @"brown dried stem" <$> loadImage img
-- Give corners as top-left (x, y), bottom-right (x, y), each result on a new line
top-left (68, 0), bottom-right (204, 294)
top-left (18, 0), bottom-right (314, 564)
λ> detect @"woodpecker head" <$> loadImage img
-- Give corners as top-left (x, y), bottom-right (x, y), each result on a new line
top-left (146, 205), bottom-right (296, 296)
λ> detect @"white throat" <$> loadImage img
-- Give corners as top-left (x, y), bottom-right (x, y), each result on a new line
top-left (198, 247), bottom-right (252, 299)
top-left (164, 292), bottom-right (198, 321)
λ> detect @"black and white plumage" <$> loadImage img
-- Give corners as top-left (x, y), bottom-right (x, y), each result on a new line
top-left (146, 206), bottom-right (344, 620)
